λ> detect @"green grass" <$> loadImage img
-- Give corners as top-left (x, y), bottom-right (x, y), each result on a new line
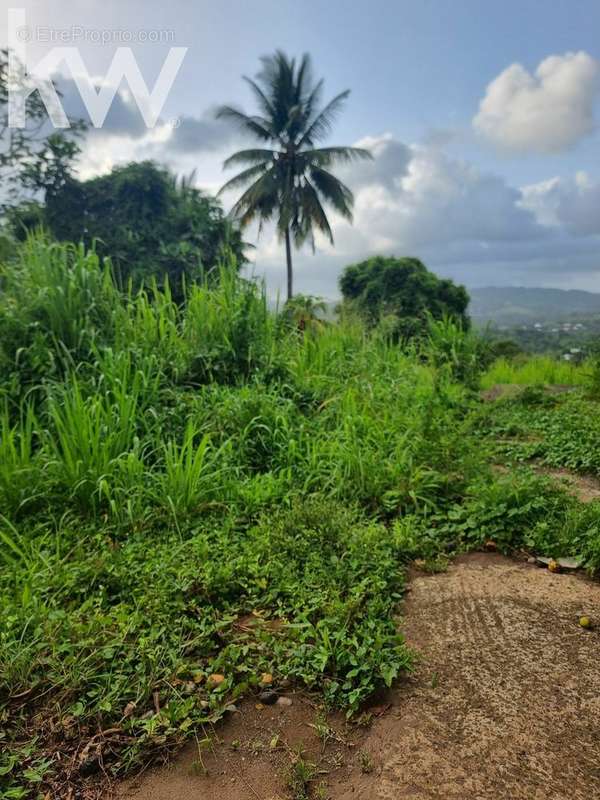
top-left (476, 389), bottom-right (600, 475)
top-left (1, 234), bottom-right (600, 797)
top-left (481, 355), bottom-right (589, 388)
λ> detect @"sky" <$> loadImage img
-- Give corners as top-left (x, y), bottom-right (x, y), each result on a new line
top-left (3, 0), bottom-right (600, 297)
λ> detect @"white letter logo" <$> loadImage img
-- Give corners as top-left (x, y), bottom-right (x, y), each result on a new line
top-left (7, 8), bottom-right (187, 129)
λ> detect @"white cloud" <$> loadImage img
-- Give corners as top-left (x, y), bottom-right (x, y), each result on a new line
top-left (333, 134), bottom-right (542, 252)
top-left (473, 52), bottom-right (600, 153)
top-left (71, 120), bottom-right (600, 296)
top-left (248, 135), bottom-right (600, 297)
top-left (521, 171), bottom-right (600, 235)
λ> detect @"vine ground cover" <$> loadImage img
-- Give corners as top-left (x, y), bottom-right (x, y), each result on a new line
top-left (2, 236), bottom-right (600, 798)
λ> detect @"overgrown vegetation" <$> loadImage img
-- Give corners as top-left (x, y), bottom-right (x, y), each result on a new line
top-left (9, 162), bottom-right (246, 299)
top-left (481, 355), bottom-right (589, 388)
top-left (340, 255), bottom-right (470, 340)
top-left (2, 235), bottom-right (600, 797)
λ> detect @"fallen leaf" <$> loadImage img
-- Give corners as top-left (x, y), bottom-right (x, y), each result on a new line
top-left (122, 701), bottom-right (136, 718)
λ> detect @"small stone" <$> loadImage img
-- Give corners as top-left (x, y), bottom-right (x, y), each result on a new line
top-left (258, 690), bottom-right (278, 705)
top-left (276, 696), bottom-right (292, 707)
top-left (527, 556), bottom-right (537, 565)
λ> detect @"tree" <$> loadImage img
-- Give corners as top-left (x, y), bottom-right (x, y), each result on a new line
top-left (11, 161), bottom-right (246, 299)
top-left (0, 49), bottom-right (85, 207)
top-left (283, 293), bottom-right (327, 333)
top-left (217, 51), bottom-right (371, 300)
top-left (340, 256), bottom-right (470, 340)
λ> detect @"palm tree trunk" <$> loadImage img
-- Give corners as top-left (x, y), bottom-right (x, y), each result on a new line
top-left (285, 227), bottom-right (293, 301)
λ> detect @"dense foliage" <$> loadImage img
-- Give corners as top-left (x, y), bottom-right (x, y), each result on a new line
top-left (340, 255), bottom-right (470, 339)
top-left (10, 162), bottom-right (245, 298)
top-left (2, 236), bottom-right (600, 798)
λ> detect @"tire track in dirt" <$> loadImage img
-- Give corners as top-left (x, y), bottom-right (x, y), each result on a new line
top-left (349, 553), bottom-right (600, 800)
top-left (116, 553), bottom-right (600, 800)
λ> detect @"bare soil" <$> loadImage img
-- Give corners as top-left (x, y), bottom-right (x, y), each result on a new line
top-left (493, 462), bottom-right (600, 504)
top-left (115, 552), bottom-right (600, 800)
top-left (532, 465), bottom-right (600, 503)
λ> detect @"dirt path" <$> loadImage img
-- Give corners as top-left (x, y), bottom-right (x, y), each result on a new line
top-left (532, 466), bottom-right (600, 502)
top-left (117, 553), bottom-right (600, 800)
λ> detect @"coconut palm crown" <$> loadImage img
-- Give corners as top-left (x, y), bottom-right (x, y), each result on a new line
top-left (217, 51), bottom-right (371, 300)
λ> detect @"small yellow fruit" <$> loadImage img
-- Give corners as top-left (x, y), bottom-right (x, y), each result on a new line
top-left (207, 673), bottom-right (225, 688)
top-left (260, 672), bottom-right (273, 686)
top-left (548, 559), bottom-right (560, 573)
top-left (579, 616), bottom-right (592, 628)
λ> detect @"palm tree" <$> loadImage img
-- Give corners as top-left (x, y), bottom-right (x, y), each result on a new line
top-left (284, 293), bottom-right (328, 332)
top-left (216, 51), bottom-right (371, 300)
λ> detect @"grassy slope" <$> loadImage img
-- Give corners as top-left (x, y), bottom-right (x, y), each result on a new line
top-left (0, 238), bottom-right (474, 795)
top-left (481, 356), bottom-right (589, 388)
top-left (1, 237), bottom-right (600, 797)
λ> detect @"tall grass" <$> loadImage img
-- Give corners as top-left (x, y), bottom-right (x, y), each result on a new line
top-left (481, 355), bottom-right (589, 388)
top-left (1, 235), bottom-right (118, 353)
top-left (184, 263), bottom-right (281, 384)
top-left (0, 401), bottom-right (41, 517)
top-left (46, 374), bottom-right (141, 510)
top-left (155, 423), bottom-right (229, 519)
top-left (7, 233), bottom-right (591, 795)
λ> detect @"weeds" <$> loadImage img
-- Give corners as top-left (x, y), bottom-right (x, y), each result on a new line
top-left (481, 355), bottom-right (588, 388)
top-left (359, 750), bottom-right (375, 774)
top-left (287, 752), bottom-right (317, 800)
top-left (2, 235), bottom-right (600, 797)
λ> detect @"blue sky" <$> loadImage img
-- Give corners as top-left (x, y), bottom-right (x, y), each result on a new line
top-left (4, 0), bottom-right (600, 296)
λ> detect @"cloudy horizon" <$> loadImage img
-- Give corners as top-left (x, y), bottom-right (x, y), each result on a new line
top-left (4, 0), bottom-right (600, 298)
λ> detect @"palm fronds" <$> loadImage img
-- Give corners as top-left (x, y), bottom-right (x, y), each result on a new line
top-left (216, 51), bottom-right (372, 298)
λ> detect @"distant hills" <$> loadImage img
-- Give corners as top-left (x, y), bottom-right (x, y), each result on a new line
top-left (469, 286), bottom-right (600, 326)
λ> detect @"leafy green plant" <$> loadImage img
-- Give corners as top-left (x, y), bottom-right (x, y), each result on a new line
top-left (5, 233), bottom-right (600, 798)
top-left (154, 423), bottom-right (229, 518)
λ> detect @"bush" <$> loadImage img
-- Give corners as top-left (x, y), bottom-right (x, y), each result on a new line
top-left (339, 255), bottom-right (469, 340)
top-left (11, 162), bottom-right (246, 299)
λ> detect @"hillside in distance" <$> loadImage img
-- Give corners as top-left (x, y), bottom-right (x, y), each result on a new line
top-left (469, 286), bottom-right (600, 326)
